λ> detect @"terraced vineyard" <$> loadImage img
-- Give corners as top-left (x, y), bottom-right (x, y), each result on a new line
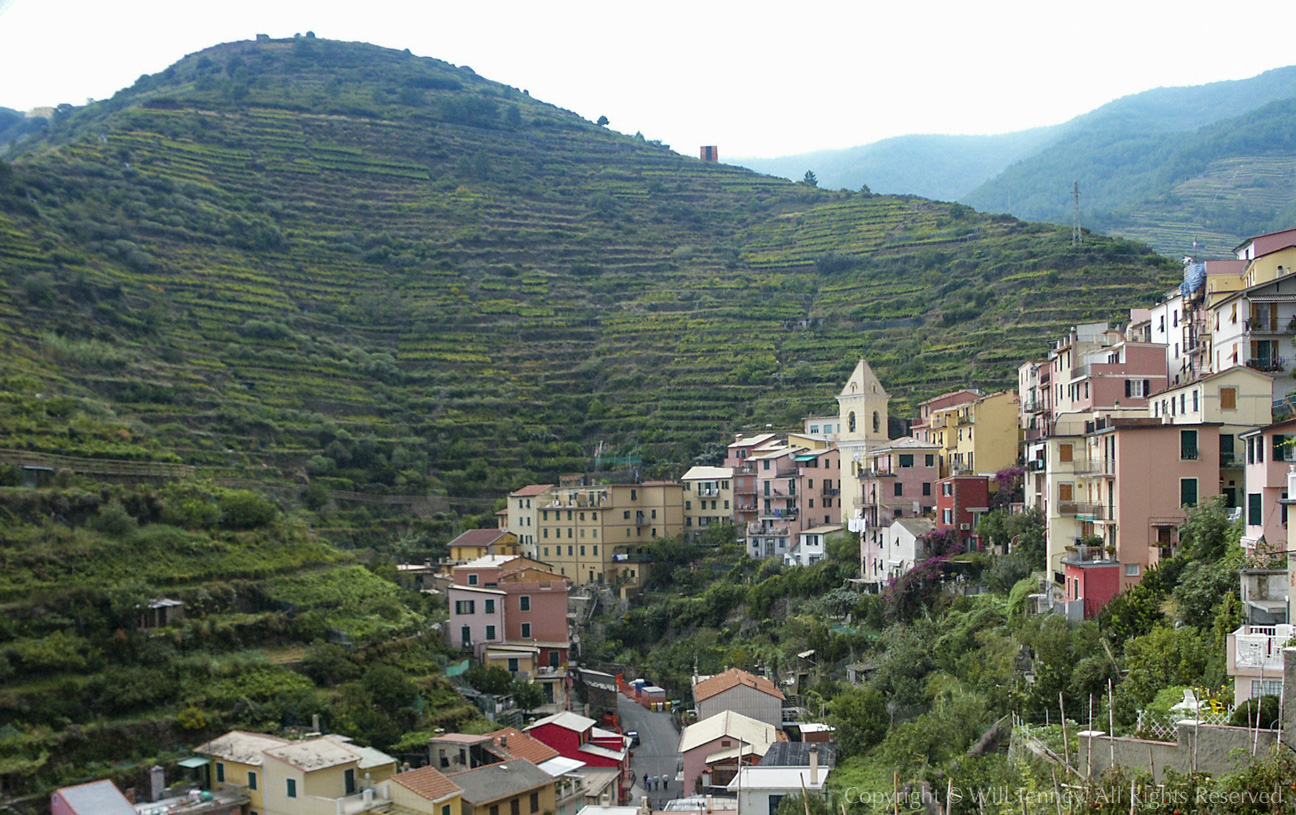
top-left (0, 37), bottom-right (1179, 505)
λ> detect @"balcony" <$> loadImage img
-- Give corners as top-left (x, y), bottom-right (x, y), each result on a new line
top-left (1244, 317), bottom-right (1286, 334)
top-left (759, 507), bottom-right (798, 521)
top-left (1075, 504), bottom-right (1112, 521)
top-left (821, 485), bottom-right (840, 496)
top-left (1231, 624), bottom-right (1293, 671)
top-left (634, 516), bottom-right (649, 526)
top-left (697, 486), bottom-right (721, 497)
top-left (1246, 357), bottom-right (1286, 373)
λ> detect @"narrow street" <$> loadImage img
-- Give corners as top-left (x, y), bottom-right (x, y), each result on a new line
top-left (617, 692), bottom-right (683, 806)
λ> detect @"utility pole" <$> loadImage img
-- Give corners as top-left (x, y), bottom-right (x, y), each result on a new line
top-left (1072, 181), bottom-right (1082, 247)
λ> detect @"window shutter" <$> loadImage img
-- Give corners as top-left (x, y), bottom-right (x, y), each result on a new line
top-left (1143, 379), bottom-right (1150, 397)
top-left (1124, 379), bottom-right (1132, 397)
top-left (1275, 435), bottom-right (1286, 460)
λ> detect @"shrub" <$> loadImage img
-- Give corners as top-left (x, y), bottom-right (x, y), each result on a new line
top-left (217, 490), bottom-right (277, 529)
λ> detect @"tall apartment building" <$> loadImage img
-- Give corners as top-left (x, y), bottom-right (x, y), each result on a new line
top-left (507, 484), bottom-right (554, 558)
top-left (681, 466), bottom-right (734, 540)
top-left (533, 482), bottom-right (683, 587)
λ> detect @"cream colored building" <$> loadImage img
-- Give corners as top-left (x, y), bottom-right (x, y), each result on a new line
top-left (261, 737), bottom-right (398, 815)
top-left (196, 730), bottom-right (292, 815)
top-left (681, 466), bottom-right (734, 540)
top-left (837, 358), bottom-right (891, 526)
top-left (535, 482), bottom-right (683, 587)
top-left (507, 485), bottom-right (554, 558)
top-left (927, 390), bottom-right (1020, 476)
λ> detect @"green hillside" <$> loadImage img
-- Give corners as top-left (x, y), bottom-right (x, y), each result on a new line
top-left (739, 65), bottom-right (1296, 254)
top-left (0, 37), bottom-right (1177, 502)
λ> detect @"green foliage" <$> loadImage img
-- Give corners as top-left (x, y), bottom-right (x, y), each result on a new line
top-left (217, 489), bottom-right (278, 529)
top-left (1177, 495), bottom-right (1240, 562)
top-left (773, 793), bottom-right (831, 815)
top-left (1111, 625), bottom-right (1209, 726)
top-left (827, 686), bottom-right (888, 757)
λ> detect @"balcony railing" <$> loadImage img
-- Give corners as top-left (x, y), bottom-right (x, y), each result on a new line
top-left (759, 507), bottom-right (798, 520)
top-left (821, 486), bottom-right (841, 496)
top-left (1246, 357), bottom-right (1286, 373)
top-left (634, 516), bottom-right (649, 526)
top-left (1233, 624), bottom-right (1293, 671)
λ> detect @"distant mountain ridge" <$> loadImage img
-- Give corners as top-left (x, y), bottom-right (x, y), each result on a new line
top-left (736, 65), bottom-right (1296, 254)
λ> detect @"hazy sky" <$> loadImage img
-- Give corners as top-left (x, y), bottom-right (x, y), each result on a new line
top-left (3, 0), bottom-right (1296, 158)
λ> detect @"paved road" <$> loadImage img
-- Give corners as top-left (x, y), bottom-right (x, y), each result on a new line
top-left (618, 693), bottom-right (682, 806)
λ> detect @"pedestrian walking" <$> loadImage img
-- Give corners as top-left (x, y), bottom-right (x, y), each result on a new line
top-left (642, 774), bottom-right (648, 789)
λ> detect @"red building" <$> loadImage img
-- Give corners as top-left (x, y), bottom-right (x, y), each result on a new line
top-left (1062, 555), bottom-right (1121, 619)
top-left (935, 475), bottom-right (990, 550)
top-left (524, 711), bottom-right (631, 802)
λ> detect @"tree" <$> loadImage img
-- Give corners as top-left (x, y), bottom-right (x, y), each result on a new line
top-left (596, 115), bottom-right (609, 127)
top-left (802, 170), bottom-right (818, 187)
top-left (827, 686), bottom-right (888, 756)
top-left (512, 680), bottom-right (544, 715)
top-left (1177, 495), bottom-right (1239, 562)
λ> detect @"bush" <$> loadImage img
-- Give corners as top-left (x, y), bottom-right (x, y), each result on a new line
top-left (218, 490), bottom-right (277, 529)
top-left (88, 498), bottom-right (138, 536)
top-left (1229, 694), bottom-right (1281, 728)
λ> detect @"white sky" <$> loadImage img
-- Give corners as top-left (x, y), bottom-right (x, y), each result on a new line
top-left (2, 0), bottom-right (1296, 158)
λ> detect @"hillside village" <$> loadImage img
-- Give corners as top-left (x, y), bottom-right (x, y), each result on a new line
top-left (36, 226), bottom-right (1296, 815)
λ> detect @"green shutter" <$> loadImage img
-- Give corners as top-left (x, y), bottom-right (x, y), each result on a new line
top-left (1249, 493), bottom-right (1262, 526)
top-left (1180, 479), bottom-right (1198, 508)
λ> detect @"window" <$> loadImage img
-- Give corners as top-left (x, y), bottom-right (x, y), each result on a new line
top-left (942, 508), bottom-right (953, 524)
top-left (686, 500), bottom-right (692, 510)
top-left (942, 482), bottom-right (953, 496)
top-left (1180, 430), bottom-right (1198, 460)
top-left (484, 599), bottom-right (495, 614)
top-left (893, 483), bottom-right (903, 497)
top-left (1192, 390), bottom-right (1199, 413)
top-left (520, 595), bottom-right (531, 611)
top-left (454, 600), bottom-right (476, 615)
top-left (1124, 564), bottom-right (1141, 577)
top-left (808, 499), bottom-right (815, 508)
top-left (623, 510), bottom-right (630, 519)
top-left (507, 658), bottom-right (519, 672)
top-left (849, 412), bottom-right (856, 432)
top-left (511, 800), bottom-right (520, 815)
top-left (443, 805), bottom-right (452, 815)
top-left (485, 625), bottom-right (496, 640)
top-left (1249, 493), bottom-right (1263, 526)
top-left (491, 806), bottom-right (500, 815)
top-left (580, 545), bottom-right (585, 556)
top-left (521, 622), bottom-right (531, 638)
top-left (461, 626), bottom-right (470, 646)
top-left (724, 500), bottom-right (730, 509)
top-left (873, 411), bottom-right (880, 432)
top-left (1276, 434), bottom-right (1296, 462)
top-left (1252, 679), bottom-right (1284, 697)
top-left (1059, 483), bottom-right (1074, 502)
top-left (468, 574), bottom-right (478, 586)
top-left (543, 529), bottom-right (549, 539)
top-left (567, 545), bottom-right (573, 555)
top-left (216, 763), bottom-right (225, 783)
top-left (344, 769), bottom-right (355, 795)
top-left (248, 772), bottom-right (258, 791)
top-left (899, 454), bottom-right (914, 468)
top-left (1059, 443), bottom-right (1073, 463)
top-left (922, 483), bottom-right (931, 496)
top-left (530, 793), bottom-right (540, 813)
top-left (1180, 478), bottom-right (1198, 508)
top-left (286, 779), bottom-right (297, 799)
top-left (1124, 379), bottom-right (1149, 398)
top-left (1220, 387), bottom-right (1237, 410)
top-left (925, 454), bottom-right (934, 467)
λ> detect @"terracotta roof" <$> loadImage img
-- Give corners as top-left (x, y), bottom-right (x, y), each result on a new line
top-left (641, 480), bottom-right (675, 487)
top-left (449, 529), bottom-right (514, 549)
top-left (489, 727), bottom-right (560, 764)
top-left (392, 766), bottom-right (463, 802)
top-left (510, 484), bottom-right (554, 497)
top-left (692, 668), bottom-right (785, 702)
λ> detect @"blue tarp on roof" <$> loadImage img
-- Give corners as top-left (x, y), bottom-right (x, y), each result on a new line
top-left (1182, 262), bottom-right (1206, 297)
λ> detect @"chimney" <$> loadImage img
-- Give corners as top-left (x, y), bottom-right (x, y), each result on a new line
top-left (150, 766), bottom-right (166, 802)
top-left (808, 745), bottom-right (818, 786)
top-left (501, 735), bottom-right (508, 748)
top-left (402, 763), bottom-right (411, 772)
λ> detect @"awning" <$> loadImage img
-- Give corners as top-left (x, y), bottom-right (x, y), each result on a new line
top-left (177, 757), bottom-right (211, 769)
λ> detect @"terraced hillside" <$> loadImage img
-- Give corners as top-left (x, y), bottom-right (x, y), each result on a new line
top-left (0, 37), bottom-right (1178, 502)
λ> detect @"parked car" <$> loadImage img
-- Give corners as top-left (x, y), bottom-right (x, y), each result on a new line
top-left (626, 730), bottom-right (640, 747)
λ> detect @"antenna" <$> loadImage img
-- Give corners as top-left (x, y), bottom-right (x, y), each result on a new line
top-left (1072, 181), bottom-right (1082, 247)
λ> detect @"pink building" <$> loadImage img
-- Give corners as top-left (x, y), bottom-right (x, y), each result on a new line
top-left (447, 585), bottom-right (506, 650)
top-left (1064, 341), bottom-right (1169, 415)
top-left (935, 475), bottom-right (990, 551)
top-left (1102, 420), bottom-right (1221, 592)
top-left (858, 437), bottom-right (941, 529)
top-left (677, 711), bottom-right (778, 797)
top-left (1239, 417), bottom-right (1296, 553)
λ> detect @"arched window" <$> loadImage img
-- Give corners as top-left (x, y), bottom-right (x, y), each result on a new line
top-left (873, 411), bottom-right (880, 432)
top-left (848, 412), bottom-right (856, 433)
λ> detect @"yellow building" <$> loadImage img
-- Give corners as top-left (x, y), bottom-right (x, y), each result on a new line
top-left (261, 736), bottom-right (397, 815)
top-left (448, 760), bottom-right (557, 815)
top-left (196, 730), bottom-right (292, 815)
top-left (448, 530), bottom-right (520, 565)
top-left (927, 390), bottom-right (1019, 476)
top-left (680, 466), bottom-right (734, 540)
top-left (535, 482), bottom-right (683, 587)
top-left (390, 766), bottom-right (464, 815)
top-left (837, 358), bottom-right (891, 525)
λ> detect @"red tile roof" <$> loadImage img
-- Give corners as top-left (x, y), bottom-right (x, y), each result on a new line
top-left (693, 668), bottom-right (785, 702)
top-left (392, 766), bottom-right (463, 801)
top-left (488, 727), bottom-right (560, 764)
top-left (509, 484), bottom-right (554, 497)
